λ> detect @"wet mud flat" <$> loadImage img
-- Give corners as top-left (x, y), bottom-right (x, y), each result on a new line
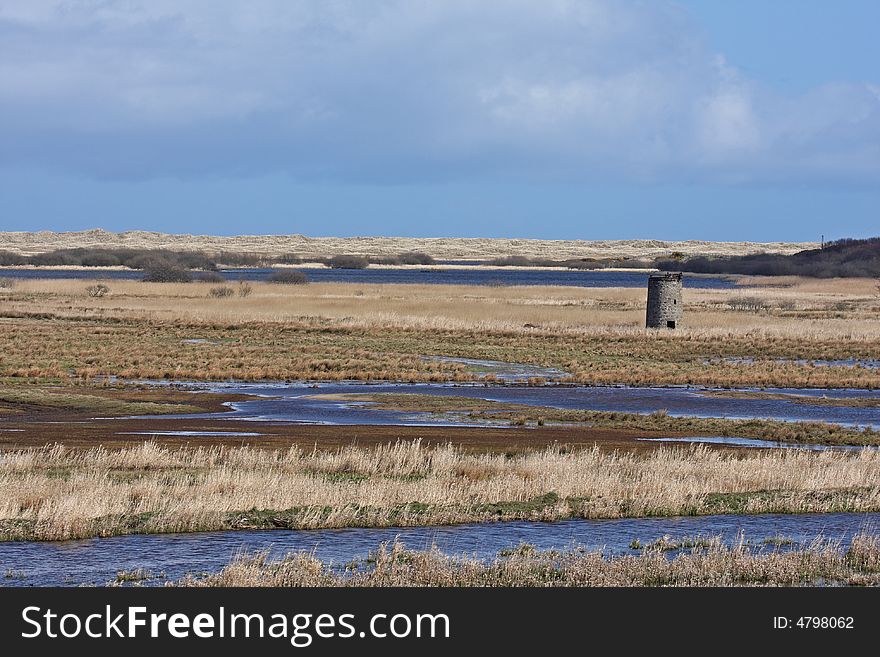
top-left (0, 381), bottom-right (701, 453)
top-left (144, 380), bottom-right (880, 430)
top-left (2, 378), bottom-right (878, 451)
top-left (0, 411), bottom-right (694, 453)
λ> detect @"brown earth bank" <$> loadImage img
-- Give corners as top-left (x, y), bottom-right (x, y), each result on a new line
top-left (0, 385), bottom-right (726, 453)
top-left (0, 413), bottom-right (701, 453)
top-left (1, 384), bottom-right (875, 450)
top-left (0, 229), bottom-right (815, 260)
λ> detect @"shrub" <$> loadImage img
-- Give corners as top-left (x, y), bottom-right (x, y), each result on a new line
top-left (30, 251), bottom-right (80, 266)
top-left (125, 250), bottom-right (216, 271)
top-left (80, 252), bottom-right (121, 267)
top-left (238, 281), bottom-right (253, 298)
top-left (125, 253), bottom-right (159, 270)
top-left (4, 247), bottom-right (222, 271)
top-left (325, 255), bottom-right (369, 269)
top-left (268, 269), bottom-right (308, 284)
top-left (397, 252), bottom-right (435, 265)
top-left (158, 250), bottom-right (216, 271)
top-left (487, 255), bottom-right (534, 267)
top-left (562, 258), bottom-right (602, 270)
top-left (374, 252), bottom-right (438, 266)
top-left (214, 251), bottom-right (265, 267)
top-left (0, 277), bottom-right (16, 289)
top-left (0, 251), bottom-right (28, 266)
top-left (196, 271), bottom-right (227, 283)
top-left (208, 286), bottom-right (235, 298)
top-left (85, 284), bottom-right (110, 298)
top-left (142, 259), bottom-right (193, 283)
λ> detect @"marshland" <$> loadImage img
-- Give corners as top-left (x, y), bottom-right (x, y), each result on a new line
top-left (4, 0), bottom-right (880, 597)
top-left (0, 258), bottom-right (878, 586)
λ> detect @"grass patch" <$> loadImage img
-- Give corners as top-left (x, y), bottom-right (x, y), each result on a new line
top-left (0, 387), bottom-right (203, 416)
top-left (701, 488), bottom-right (875, 514)
top-left (177, 533), bottom-right (880, 587)
top-left (115, 568), bottom-right (162, 583)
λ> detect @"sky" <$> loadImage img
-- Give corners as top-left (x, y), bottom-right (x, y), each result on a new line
top-left (0, 0), bottom-right (878, 240)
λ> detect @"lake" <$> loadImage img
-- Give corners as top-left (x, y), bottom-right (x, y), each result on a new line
top-left (0, 267), bottom-right (736, 288)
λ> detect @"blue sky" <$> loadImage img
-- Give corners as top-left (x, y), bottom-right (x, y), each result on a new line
top-left (1, 1), bottom-right (878, 240)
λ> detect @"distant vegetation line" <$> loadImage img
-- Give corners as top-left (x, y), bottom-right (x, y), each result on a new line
top-left (0, 247), bottom-right (435, 272)
top-left (0, 246), bottom-right (659, 273)
top-left (2, 237), bottom-right (878, 278)
top-left (486, 255), bottom-right (655, 269)
top-left (658, 237), bottom-right (880, 278)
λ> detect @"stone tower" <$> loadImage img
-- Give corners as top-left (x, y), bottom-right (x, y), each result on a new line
top-left (646, 272), bottom-right (683, 329)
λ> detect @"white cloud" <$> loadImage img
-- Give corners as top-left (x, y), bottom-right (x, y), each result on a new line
top-left (0, 0), bottom-right (877, 183)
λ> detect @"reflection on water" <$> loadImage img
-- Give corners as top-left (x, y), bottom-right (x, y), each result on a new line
top-left (0, 512), bottom-right (876, 587)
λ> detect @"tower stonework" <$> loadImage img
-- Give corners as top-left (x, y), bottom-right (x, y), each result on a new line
top-left (646, 272), bottom-right (683, 329)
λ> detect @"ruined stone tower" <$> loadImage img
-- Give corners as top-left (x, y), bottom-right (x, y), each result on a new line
top-left (646, 272), bottom-right (683, 329)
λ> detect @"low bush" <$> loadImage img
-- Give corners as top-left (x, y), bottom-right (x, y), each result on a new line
top-left (487, 255), bottom-right (535, 267)
top-left (213, 251), bottom-right (266, 267)
top-left (486, 255), bottom-right (627, 269)
top-left (85, 284), bottom-right (110, 298)
top-left (80, 253), bottom-right (121, 267)
top-left (268, 269), bottom-right (309, 285)
top-left (142, 259), bottom-right (193, 283)
top-left (397, 251), bottom-right (435, 265)
top-left (0, 278), bottom-right (16, 289)
top-left (30, 251), bottom-right (80, 266)
top-left (0, 251), bottom-right (29, 266)
top-left (208, 286), bottom-right (235, 298)
top-left (561, 258), bottom-right (603, 270)
top-left (0, 247), bottom-right (224, 271)
top-left (196, 271), bottom-right (227, 283)
top-left (371, 252), bottom-right (436, 266)
top-left (325, 255), bottom-right (369, 269)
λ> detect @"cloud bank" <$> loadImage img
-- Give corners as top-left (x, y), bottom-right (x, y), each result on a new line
top-left (1, 0), bottom-right (878, 184)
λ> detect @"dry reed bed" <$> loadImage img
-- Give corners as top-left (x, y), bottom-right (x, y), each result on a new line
top-left (2, 441), bottom-right (879, 541)
top-left (178, 534), bottom-right (880, 587)
top-left (1, 278), bottom-right (878, 387)
top-left (0, 317), bottom-right (877, 388)
top-left (4, 278), bottom-right (880, 334)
